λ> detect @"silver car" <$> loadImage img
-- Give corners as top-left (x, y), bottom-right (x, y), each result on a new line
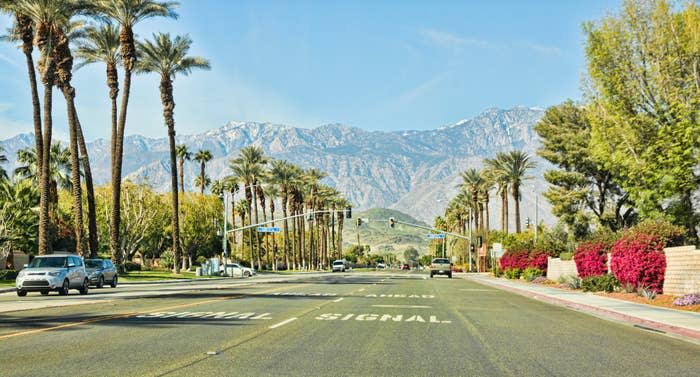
top-left (85, 259), bottom-right (118, 288)
top-left (15, 255), bottom-right (89, 296)
top-left (221, 263), bottom-right (256, 278)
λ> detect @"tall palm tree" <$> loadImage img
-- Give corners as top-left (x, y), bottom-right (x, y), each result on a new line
top-left (485, 154), bottom-right (510, 233)
top-left (193, 149), bottom-right (212, 194)
top-left (136, 33), bottom-right (210, 273)
top-left (75, 23), bottom-right (123, 257)
top-left (501, 150), bottom-right (536, 233)
top-left (95, 0), bottom-right (178, 269)
top-left (234, 198), bottom-right (248, 261)
top-left (268, 160), bottom-right (296, 269)
top-left (175, 144), bottom-right (191, 193)
top-left (460, 168), bottom-right (484, 230)
top-left (193, 175), bottom-right (210, 192)
top-left (210, 179), bottom-right (223, 196)
top-left (222, 175), bottom-right (239, 250)
top-left (262, 184), bottom-right (279, 270)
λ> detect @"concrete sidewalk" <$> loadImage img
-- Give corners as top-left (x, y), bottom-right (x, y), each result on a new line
top-left (461, 273), bottom-right (700, 345)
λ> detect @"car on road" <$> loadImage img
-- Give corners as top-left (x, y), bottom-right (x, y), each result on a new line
top-left (85, 259), bottom-right (118, 288)
top-left (401, 263), bottom-right (410, 270)
top-left (429, 258), bottom-right (452, 278)
top-left (222, 263), bottom-right (256, 278)
top-left (15, 254), bottom-right (89, 296)
top-left (332, 259), bottom-right (349, 272)
top-left (376, 263), bottom-right (386, 269)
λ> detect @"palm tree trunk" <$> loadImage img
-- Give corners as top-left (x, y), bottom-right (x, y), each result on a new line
top-left (20, 26), bottom-right (43, 175)
top-left (337, 214), bottom-right (344, 258)
top-left (199, 162), bottom-right (205, 194)
top-left (282, 193), bottom-right (289, 269)
top-left (246, 185), bottom-right (254, 268)
top-left (484, 195), bottom-right (490, 233)
top-left (111, 68), bottom-right (132, 270)
top-left (178, 158), bottom-right (185, 193)
top-left (230, 190), bottom-right (236, 248)
top-left (159, 77), bottom-right (181, 273)
top-left (512, 183), bottom-right (521, 233)
top-left (75, 112), bottom-right (98, 257)
top-left (38, 81), bottom-right (53, 255)
top-left (252, 185), bottom-right (261, 270)
top-left (63, 85), bottom-right (85, 256)
top-left (269, 199), bottom-right (277, 271)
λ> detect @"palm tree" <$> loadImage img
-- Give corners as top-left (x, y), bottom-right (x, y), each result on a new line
top-left (94, 0), bottom-right (178, 270)
top-left (222, 175), bottom-right (239, 250)
top-left (210, 179), bottom-right (223, 196)
top-left (485, 154), bottom-right (510, 233)
top-left (193, 149), bottom-right (212, 194)
top-left (268, 160), bottom-right (296, 269)
top-left (500, 150), bottom-right (536, 233)
top-left (460, 168), bottom-right (484, 230)
top-left (0, 146), bottom-right (7, 180)
top-left (75, 23), bottom-right (122, 257)
top-left (193, 175), bottom-right (210, 192)
top-left (262, 184), bottom-right (279, 270)
top-left (136, 33), bottom-right (210, 273)
top-left (175, 144), bottom-right (191, 193)
top-left (234, 198), bottom-right (248, 261)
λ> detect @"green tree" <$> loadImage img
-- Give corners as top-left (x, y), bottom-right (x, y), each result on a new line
top-left (267, 159), bottom-right (297, 269)
top-left (136, 33), bottom-right (210, 273)
top-left (534, 100), bottom-right (636, 238)
top-left (175, 144), bottom-right (191, 193)
top-left (0, 146), bottom-right (7, 180)
top-left (0, 179), bottom-right (39, 269)
top-left (501, 151), bottom-right (536, 233)
top-left (193, 149), bottom-right (212, 194)
top-left (180, 193), bottom-right (222, 270)
top-left (585, 0), bottom-right (699, 242)
top-left (403, 246), bottom-right (419, 263)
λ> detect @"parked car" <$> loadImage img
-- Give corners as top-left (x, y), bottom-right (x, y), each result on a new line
top-left (85, 259), bottom-right (118, 288)
top-left (15, 254), bottom-right (89, 296)
top-left (401, 264), bottom-right (410, 270)
top-left (376, 263), bottom-right (386, 269)
top-left (332, 259), bottom-right (349, 272)
top-left (221, 263), bottom-right (256, 278)
top-left (429, 258), bottom-right (452, 278)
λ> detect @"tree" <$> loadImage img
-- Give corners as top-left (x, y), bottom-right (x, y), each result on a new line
top-left (193, 175), bottom-right (210, 193)
top-left (75, 23), bottom-right (124, 257)
top-left (484, 154), bottom-right (510, 233)
top-left (94, 0), bottom-right (178, 270)
top-left (193, 149), bottom-right (212, 194)
top-left (175, 144), bottom-right (191, 193)
top-left (136, 33), bottom-right (210, 273)
top-left (534, 100), bottom-right (636, 238)
top-left (179, 193), bottom-right (222, 270)
top-left (0, 179), bottom-right (39, 269)
top-left (403, 246), bottom-right (419, 263)
top-left (0, 146), bottom-right (7, 180)
top-left (500, 150), bottom-right (536, 233)
top-left (268, 159), bottom-right (297, 269)
top-left (585, 0), bottom-right (699, 242)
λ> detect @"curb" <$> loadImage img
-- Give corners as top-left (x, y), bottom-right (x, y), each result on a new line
top-left (465, 276), bottom-right (700, 345)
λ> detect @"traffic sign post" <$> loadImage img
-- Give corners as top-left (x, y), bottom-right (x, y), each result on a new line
top-left (257, 227), bottom-right (281, 233)
top-left (425, 233), bottom-right (446, 239)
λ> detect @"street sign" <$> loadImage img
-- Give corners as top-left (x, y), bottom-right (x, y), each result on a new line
top-left (257, 227), bottom-right (281, 233)
top-left (426, 234), bottom-right (446, 239)
top-left (451, 256), bottom-right (457, 263)
top-left (493, 243), bottom-right (504, 257)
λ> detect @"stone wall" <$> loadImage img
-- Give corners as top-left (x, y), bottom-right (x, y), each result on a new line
top-left (663, 246), bottom-right (700, 296)
top-left (546, 257), bottom-right (578, 281)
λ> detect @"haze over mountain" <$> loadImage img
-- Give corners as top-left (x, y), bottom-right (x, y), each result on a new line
top-left (0, 107), bottom-right (553, 225)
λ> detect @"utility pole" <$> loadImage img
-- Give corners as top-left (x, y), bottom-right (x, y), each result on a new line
top-left (222, 192), bottom-right (228, 269)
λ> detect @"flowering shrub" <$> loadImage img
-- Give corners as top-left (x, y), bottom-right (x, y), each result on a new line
top-left (574, 242), bottom-right (609, 278)
top-left (673, 293), bottom-right (700, 306)
top-left (529, 250), bottom-right (549, 273)
top-left (500, 248), bottom-right (548, 273)
top-left (610, 234), bottom-right (666, 293)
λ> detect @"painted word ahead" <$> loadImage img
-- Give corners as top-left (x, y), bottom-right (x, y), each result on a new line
top-left (316, 313), bottom-right (451, 324)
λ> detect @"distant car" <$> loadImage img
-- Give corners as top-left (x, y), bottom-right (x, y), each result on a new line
top-left (15, 254), bottom-right (89, 296)
top-left (222, 263), bottom-right (255, 278)
top-left (401, 264), bottom-right (410, 270)
top-left (85, 259), bottom-right (118, 288)
top-left (332, 259), bottom-right (349, 272)
top-left (429, 258), bottom-right (452, 278)
top-left (376, 263), bottom-right (386, 269)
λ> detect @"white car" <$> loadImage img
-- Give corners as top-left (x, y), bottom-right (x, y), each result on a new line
top-left (376, 263), bottom-right (386, 269)
top-left (16, 255), bottom-right (90, 296)
top-left (221, 263), bottom-right (256, 278)
top-left (332, 260), bottom-right (349, 272)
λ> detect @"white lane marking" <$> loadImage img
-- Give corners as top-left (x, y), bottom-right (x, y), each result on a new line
top-left (315, 313), bottom-right (451, 324)
top-left (333, 297), bottom-right (344, 303)
top-left (423, 277), bottom-right (427, 280)
top-left (269, 317), bottom-right (298, 329)
top-left (371, 305), bottom-right (432, 309)
top-left (358, 288), bottom-right (366, 292)
top-left (460, 289), bottom-right (496, 292)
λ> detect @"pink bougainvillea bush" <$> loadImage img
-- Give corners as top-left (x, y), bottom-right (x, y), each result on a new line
top-left (528, 250), bottom-right (549, 273)
top-left (609, 234), bottom-right (666, 293)
top-left (574, 242), bottom-right (609, 278)
top-left (500, 248), bottom-right (548, 273)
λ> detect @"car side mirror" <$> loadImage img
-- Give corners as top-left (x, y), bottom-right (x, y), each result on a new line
top-left (68, 262), bottom-right (76, 268)
top-left (23, 264), bottom-right (28, 268)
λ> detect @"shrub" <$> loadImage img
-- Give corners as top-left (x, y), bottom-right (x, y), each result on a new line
top-left (504, 267), bottom-right (522, 280)
top-left (492, 265), bottom-right (503, 278)
top-left (673, 293), bottom-right (700, 306)
top-left (124, 261), bottom-right (141, 272)
top-left (574, 242), bottom-right (609, 278)
top-left (160, 250), bottom-right (175, 269)
top-left (500, 248), bottom-right (548, 273)
top-left (196, 256), bottom-right (207, 266)
top-left (626, 219), bottom-right (685, 247)
top-left (522, 267), bottom-right (543, 282)
top-left (557, 274), bottom-right (581, 289)
top-left (0, 269), bottom-right (18, 280)
top-left (559, 252), bottom-right (573, 261)
top-left (637, 286), bottom-right (657, 300)
top-left (528, 250), bottom-right (549, 273)
top-left (581, 274), bottom-right (618, 292)
top-left (531, 276), bottom-right (549, 284)
top-left (610, 234), bottom-right (666, 293)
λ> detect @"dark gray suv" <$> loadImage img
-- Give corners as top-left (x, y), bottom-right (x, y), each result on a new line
top-left (15, 255), bottom-right (89, 296)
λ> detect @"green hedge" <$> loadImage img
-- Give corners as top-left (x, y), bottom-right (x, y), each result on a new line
top-left (0, 269), bottom-right (18, 280)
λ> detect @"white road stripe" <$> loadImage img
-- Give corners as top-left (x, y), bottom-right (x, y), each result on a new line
top-left (358, 288), bottom-right (366, 292)
top-left (371, 305), bottom-right (432, 309)
top-left (333, 297), bottom-right (344, 303)
top-left (269, 317), bottom-right (297, 329)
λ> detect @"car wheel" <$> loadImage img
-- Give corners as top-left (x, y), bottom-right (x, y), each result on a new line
top-left (59, 279), bottom-right (69, 296)
top-left (79, 279), bottom-right (89, 295)
top-left (244, 271), bottom-right (251, 278)
top-left (40, 290), bottom-right (49, 296)
top-left (97, 276), bottom-right (104, 288)
top-left (430, 273), bottom-right (434, 278)
top-left (17, 289), bottom-right (27, 297)
top-left (448, 273), bottom-right (452, 279)
top-left (110, 276), bottom-right (118, 288)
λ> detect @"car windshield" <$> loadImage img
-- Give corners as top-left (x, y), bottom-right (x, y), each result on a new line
top-left (85, 260), bottom-right (103, 268)
top-left (433, 259), bottom-right (449, 264)
top-left (28, 257), bottom-right (66, 268)
top-left (333, 261), bottom-right (344, 265)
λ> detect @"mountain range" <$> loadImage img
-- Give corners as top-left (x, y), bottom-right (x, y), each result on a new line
top-left (0, 106), bottom-right (554, 225)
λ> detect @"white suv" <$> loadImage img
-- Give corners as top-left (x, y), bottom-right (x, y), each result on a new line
top-left (16, 255), bottom-right (89, 296)
top-left (332, 259), bottom-right (349, 272)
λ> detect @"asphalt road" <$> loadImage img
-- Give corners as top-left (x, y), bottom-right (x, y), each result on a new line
top-left (0, 271), bottom-right (698, 377)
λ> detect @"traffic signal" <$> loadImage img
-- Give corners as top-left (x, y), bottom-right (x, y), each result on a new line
top-left (470, 244), bottom-right (475, 253)
top-left (525, 217), bottom-right (531, 227)
top-left (389, 217), bottom-right (396, 228)
top-left (346, 206), bottom-right (352, 219)
top-left (356, 218), bottom-right (362, 227)
top-left (477, 236), bottom-right (483, 248)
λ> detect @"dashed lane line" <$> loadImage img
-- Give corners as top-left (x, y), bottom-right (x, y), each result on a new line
top-left (333, 297), bottom-right (344, 303)
top-left (371, 305), bottom-right (432, 309)
top-left (269, 317), bottom-right (298, 329)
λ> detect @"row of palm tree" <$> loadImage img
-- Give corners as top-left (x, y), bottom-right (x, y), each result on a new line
top-left (1, 1), bottom-right (210, 273)
top-left (176, 145), bottom-right (213, 194)
top-left (445, 150), bottom-right (536, 238)
top-left (212, 146), bottom-right (350, 271)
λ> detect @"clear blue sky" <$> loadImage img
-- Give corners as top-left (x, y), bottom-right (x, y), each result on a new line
top-left (0, 0), bottom-right (619, 141)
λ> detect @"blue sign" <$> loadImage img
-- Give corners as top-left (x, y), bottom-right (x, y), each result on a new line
top-left (257, 227), bottom-right (281, 233)
top-left (426, 233), bottom-right (446, 239)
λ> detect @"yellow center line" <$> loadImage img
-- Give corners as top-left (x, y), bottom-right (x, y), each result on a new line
top-left (0, 283), bottom-right (307, 341)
